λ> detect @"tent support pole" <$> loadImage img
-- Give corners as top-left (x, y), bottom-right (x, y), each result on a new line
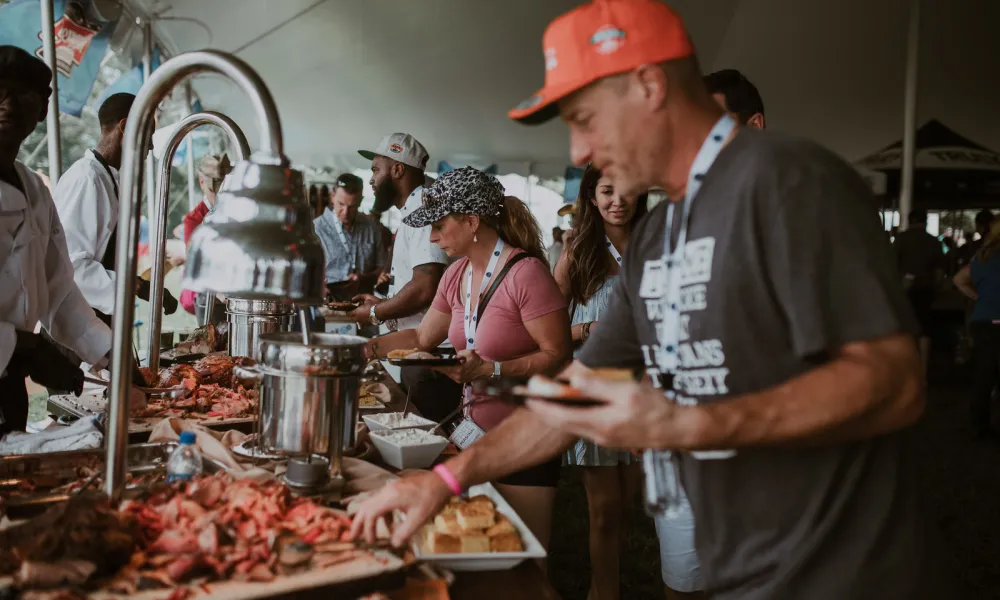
top-left (900, 0), bottom-right (921, 230)
top-left (143, 21), bottom-right (157, 234)
top-left (40, 0), bottom-right (62, 185)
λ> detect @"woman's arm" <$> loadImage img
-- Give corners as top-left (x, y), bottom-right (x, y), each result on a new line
top-left (553, 250), bottom-right (572, 301)
top-left (552, 249), bottom-right (597, 344)
top-left (366, 308), bottom-right (451, 359)
top-left (953, 264), bottom-right (978, 301)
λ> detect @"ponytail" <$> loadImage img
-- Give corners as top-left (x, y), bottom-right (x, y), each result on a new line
top-left (484, 196), bottom-right (546, 262)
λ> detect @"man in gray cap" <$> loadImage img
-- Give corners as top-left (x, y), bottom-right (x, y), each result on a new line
top-left (0, 46), bottom-right (110, 432)
top-left (183, 153), bottom-right (233, 324)
top-left (351, 133), bottom-right (458, 422)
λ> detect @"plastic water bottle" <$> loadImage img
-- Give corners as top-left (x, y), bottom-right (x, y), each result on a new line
top-left (166, 431), bottom-right (203, 483)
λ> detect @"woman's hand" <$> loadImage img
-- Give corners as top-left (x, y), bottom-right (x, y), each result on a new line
top-left (431, 349), bottom-right (489, 384)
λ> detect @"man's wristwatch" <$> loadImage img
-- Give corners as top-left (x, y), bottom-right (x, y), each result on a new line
top-left (369, 304), bottom-right (382, 326)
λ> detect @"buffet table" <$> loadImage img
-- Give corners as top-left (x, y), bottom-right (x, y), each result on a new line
top-left (2, 360), bottom-right (559, 600)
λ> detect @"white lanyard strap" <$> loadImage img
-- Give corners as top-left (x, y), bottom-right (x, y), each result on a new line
top-left (658, 115), bottom-right (735, 375)
top-left (461, 238), bottom-right (505, 417)
top-left (645, 115), bottom-right (738, 516)
top-left (463, 238), bottom-right (505, 351)
top-left (605, 236), bottom-right (623, 265)
top-left (333, 216), bottom-right (350, 249)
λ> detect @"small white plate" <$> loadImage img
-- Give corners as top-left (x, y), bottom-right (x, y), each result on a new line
top-left (410, 482), bottom-right (547, 571)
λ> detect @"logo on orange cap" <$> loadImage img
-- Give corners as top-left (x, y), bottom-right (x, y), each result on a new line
top-left (509, 0), bottom-right (694, 126)
top-left (591, 26), bottom-right (626, 55)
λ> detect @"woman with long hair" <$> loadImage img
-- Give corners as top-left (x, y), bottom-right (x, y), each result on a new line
top-left (954, 220), bottom-right (1000, 439)
top-left (553, 165), bottom-right (648, 600)
top-left (364, 167), bottom-right (572, 548)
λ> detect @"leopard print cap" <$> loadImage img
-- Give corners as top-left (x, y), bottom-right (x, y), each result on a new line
top-left (402, 166), bottom-right (505, 228)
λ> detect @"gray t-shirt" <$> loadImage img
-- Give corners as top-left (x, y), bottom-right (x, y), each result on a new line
top-left (578, 130), bottom-right (943, 599)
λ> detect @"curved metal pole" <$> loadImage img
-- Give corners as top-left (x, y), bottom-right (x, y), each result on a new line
top-left (106, 50), bottom-right (286, 501)
top-left (146, 111), bottom-right (250, 373)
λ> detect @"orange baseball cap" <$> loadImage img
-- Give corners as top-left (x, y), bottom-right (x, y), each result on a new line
top-left (509, 0), bottom-right (694, 125)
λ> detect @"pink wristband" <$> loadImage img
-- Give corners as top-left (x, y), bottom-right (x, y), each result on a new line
top-left (433, 464), bottom-right (462, 496)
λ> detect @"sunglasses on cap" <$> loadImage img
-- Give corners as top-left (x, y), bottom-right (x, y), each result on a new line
top-left (335, 175), bottom-right (363, 194)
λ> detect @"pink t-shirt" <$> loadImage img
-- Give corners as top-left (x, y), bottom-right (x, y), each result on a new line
top-left (431, 251), bottom-right (567, 431)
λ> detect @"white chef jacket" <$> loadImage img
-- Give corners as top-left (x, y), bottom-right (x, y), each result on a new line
top-left (384, 186), bottom-right (450, 333)
top-left (53, 150), bottom-right (118, 314)
top-left (0, 161), bottom-right (113, 376)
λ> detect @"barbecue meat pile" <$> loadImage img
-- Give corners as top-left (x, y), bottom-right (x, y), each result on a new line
top-left (192, 354), bottom-right (234, 387)
top-left (132, 356), bottom-right (257, 421)
top-left (108, 474), bottom-right (389, 594)
top-left (0, 492), bottom-right (135, 588)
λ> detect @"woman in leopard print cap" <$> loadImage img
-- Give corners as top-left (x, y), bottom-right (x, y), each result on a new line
top-left (365, 167), bottom-right (572, 550)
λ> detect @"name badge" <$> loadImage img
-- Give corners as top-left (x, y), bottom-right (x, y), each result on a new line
top-left (449, 418), bottom-right (485, 450)
top-left (639, 259), bottom-right (667, 299)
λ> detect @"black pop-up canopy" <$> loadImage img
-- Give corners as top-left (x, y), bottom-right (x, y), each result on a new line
top-left (856, 120), bottom-right (1000, 210)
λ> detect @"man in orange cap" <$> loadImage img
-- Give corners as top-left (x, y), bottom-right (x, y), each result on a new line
top-left (352, 3), bottom-right (940, 599)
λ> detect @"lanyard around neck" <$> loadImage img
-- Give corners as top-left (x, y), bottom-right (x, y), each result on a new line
top-left (463, 237), bottom-right (505, 350)
top-left (605, 235), bottom-right (623, 265)
top-left (662, 115), bottom-right (736, 260)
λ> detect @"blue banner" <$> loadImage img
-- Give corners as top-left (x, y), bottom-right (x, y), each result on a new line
top-left (0, 0), bottom-right (117, 117)
top-left (97, 48), bottom-right (162, 106)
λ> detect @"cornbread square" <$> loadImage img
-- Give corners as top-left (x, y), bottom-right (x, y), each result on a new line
top-left (459, 533), bottom-right (491, 553)
top-left (434, 513), bottom-right (463, 535)
top-left (456, 503), bottom-right (495, 530)
top-left (428, 532), bottom-right (461, 554)
top-left (466, 495), bottom-right (496, 509)
top-left (490, 532), bottom-right (523, 553)
top-left (485, 515), bottom-right (516, 536)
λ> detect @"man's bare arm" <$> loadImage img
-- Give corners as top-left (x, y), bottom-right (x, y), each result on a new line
top-left (685, 333), bottom-right (924, 449)
top-left (447, 409), bottom-right (576, 487)
top-left (374, 263), bottom-right (444, 321)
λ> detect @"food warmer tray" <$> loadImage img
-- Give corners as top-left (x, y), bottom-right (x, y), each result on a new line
top-left (0, 442), bottom-right (231, 519)
top-left (47, 393), bottom-right (256, 438)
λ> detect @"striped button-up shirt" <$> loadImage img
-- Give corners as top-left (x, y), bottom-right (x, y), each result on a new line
top-left (313, 209), bottom-right (385, 284)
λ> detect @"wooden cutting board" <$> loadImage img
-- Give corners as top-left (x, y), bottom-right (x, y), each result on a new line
top-left (89, 550), bottom-right (407, 600)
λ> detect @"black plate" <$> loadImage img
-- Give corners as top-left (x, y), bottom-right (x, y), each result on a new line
top-left (326, 300), bottom-right (362, 311)
top-left (386, 350), bottom-right (464, 367)
top-left (471, 377), bottom-right (605, 407)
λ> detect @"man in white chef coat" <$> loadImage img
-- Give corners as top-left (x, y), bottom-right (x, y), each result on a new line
top-left (53, 92), bottom-right (178, 332)
top-left (0, 46), bottom-right (111, 434)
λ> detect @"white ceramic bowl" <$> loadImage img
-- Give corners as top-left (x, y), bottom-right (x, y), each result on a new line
top-left (369, 430), bottom-right (449, 470)
top-left (362, 412), bottom-right (436, 433)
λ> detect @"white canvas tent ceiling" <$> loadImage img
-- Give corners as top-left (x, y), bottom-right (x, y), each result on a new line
top-left (136, 0), bottom-right (1000, 177)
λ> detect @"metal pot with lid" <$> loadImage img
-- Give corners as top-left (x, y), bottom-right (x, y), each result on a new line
top-left (251, 332), bottom-right (366, 476)
top-left (226, 298), bottom-right (296, 359)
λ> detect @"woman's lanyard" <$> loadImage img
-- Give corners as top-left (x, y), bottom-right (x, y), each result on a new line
top-left (605, 236), bottom-right (623, 265)
top-left (461, 237), bottom-right (505, 414)
top-left (643, 115), bottom-right (736, 519)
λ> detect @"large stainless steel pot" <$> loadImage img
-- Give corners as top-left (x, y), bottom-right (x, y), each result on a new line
top-left (226, 298), bottom-right (295, 359)
top-left (253, 332), bottom-right (366, 475)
